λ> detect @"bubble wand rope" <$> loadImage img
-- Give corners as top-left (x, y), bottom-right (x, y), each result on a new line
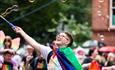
top-left (0, 15), bottom-right (16, 29)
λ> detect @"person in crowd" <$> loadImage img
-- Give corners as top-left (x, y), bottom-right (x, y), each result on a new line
top-left (74, 47), bottom-right (86, 64)
top-left (94, 51), bottom-right (106, 69)
top-left (0, 36), bottom-right (17, 70)
top-left (13, 26), bottom-right (82, 70)
top-left (30, 52), bottom-right (47, 70)
top-left (2, 50), bottom-right (15, 70)
top-left (19, 44), bottom-right (36, 70)
top-left (105, 53), bottom-right (115, 66)
top-left (82, 47), bottom-right (99, 70)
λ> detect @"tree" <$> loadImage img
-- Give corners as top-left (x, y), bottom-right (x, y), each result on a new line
top-left (51, 13), bottom-right (91, 48)
top-left (0, 0), bottom-right (92, 46)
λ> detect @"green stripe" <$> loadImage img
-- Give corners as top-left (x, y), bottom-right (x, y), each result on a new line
top-left (59, 47), bottom-right (82, 70)
top-left (7, 64), bottom-right (12, 70)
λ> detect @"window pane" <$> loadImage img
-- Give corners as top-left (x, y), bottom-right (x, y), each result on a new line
top-left (112, 9), bottom-right (115, 25)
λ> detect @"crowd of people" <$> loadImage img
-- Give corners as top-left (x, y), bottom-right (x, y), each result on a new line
top-left (0, 27), bottom-right (82, 70)
top-left (0, 26), bottom-right (115, 70)
top-left (74, 44), bottom-right (115, 70)
top-left (0, 35), bottom-right (47, 70)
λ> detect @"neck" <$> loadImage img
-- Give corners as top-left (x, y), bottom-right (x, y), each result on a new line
top-left (58, 45), bottom-right (67, 48)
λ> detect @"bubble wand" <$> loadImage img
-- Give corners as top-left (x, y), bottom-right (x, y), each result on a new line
top-left (0, 15), bottom-right (16, 29)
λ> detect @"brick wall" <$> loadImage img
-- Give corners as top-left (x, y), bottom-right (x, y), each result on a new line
top-left (92, 0), bottom-right (115, 46)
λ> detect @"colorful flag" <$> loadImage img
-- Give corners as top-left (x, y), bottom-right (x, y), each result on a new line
top-left (0, 30), bottom-right (5, 48)
top-left (57, 47), bottom-right (82, 70)
top-left (89, 60), bottom-right (100, 70)
top-left (37, 59), bottom-right (47, 70)
top-left (2, 63), bottom-right (13, 70)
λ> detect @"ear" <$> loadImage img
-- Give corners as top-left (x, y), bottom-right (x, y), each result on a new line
top-left (11, 37), bottom-right (20, 51)
top-left (65, 39), bottom-right (70, 45)
top-left (0, 30), bottom-right (5, 48)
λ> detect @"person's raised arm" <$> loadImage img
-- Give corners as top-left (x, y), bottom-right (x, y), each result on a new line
top-left (13, 26), bottom-right (41, 52)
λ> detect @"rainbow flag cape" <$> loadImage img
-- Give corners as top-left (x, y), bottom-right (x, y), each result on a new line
top-left (11, 37), bottom-right (20, 51)
top-left (2, 62), bottom-right (13, 70)
top-left (0, 30), bottom-right (5, 48)
top-left (50, 44), bottom-right (82, 70)
top-left (55, 47), bottom-right (82, 70)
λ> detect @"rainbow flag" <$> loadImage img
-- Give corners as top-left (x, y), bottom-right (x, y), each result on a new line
top-left (37, 59), bottom-right (47, 70)
top-left (2, 62), bottom-right (13, 70)
top-left (88, 60), bottom-right (100, 70)
top-left (57, 47), bottom-right (82, 70)
top-left (11, 37), bottom-right (20, 51)
top-left (50, 43), bottom-right (82, 70)
top-left (0, 30), bottom-right (5, 48)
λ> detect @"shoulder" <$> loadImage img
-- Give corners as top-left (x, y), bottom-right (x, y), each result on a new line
top-left (39, 46), bottom-right (52, 61)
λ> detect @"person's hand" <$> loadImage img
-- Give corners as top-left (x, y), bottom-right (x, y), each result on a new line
top-left (4, 49), bottom-right (15, 55)
top-left (26, 55), bottom-right (33, 62)
top-left (13, 66), bottom-right (18, 70)
top-left (13, 26), bottom-right (24, 34)
top-left (52, 41), bottom-right (59, 48)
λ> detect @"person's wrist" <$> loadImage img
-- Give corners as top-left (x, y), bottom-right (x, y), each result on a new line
top-left (20, 31), bottom-right (26, 36)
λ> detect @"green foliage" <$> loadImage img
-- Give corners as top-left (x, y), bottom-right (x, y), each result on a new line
top-left (0, 0), bottom-right (92, 45)
top-left (52, 13), bottom-right (91, 48)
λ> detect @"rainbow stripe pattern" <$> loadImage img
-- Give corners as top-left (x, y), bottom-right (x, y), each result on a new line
top-left (37, 59), bottom-right (47, 70)
top-left (2, 62), bottom-right (13, 70)
top-left (50, 43), bottom-right (82, 70)
top-left (56, 48), bottom-right (82, 70)
top-left (0, 30), bottom-right (5, 48)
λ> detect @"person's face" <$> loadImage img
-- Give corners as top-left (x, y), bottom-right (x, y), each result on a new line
top-left (4, 41), bottom-right (11, 47)
top-left (4, 38), bottom-right (12, 49)
top-left (26, 48), bottom-right (34, 55)
top-left (4, 53), bottom-right (13, 62)
top-left (55, 33), bottom-right (70, 47)
top-left (109, 57), bottom-right (114, 61)
top-left (92, 49), bottom-right (98, 58)
top-left (107, 55), bottom-right (114, 61)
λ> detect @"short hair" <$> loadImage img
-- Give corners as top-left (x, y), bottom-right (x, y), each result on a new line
top-left (64, 32), bottom-right (73, 47)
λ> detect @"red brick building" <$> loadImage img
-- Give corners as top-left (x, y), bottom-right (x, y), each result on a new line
top-left (92, 0), bottom-right (115, 46)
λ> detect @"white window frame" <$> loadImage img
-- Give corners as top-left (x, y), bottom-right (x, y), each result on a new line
top-left (110, 0), bottom-right (115, 28)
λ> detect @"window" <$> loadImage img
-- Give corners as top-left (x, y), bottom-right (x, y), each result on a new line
top-left (110, 0), bottom-right (115, 28)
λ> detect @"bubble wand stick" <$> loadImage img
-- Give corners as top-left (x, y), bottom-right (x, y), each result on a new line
top-left (0, 15), bottom-right (16, 29)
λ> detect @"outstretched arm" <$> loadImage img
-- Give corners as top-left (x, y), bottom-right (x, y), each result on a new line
top-left (13, 26), bottom-right (41, 52)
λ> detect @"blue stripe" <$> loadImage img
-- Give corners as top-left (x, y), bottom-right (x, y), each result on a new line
top-left (56, 49), bottom-right (75, 70)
